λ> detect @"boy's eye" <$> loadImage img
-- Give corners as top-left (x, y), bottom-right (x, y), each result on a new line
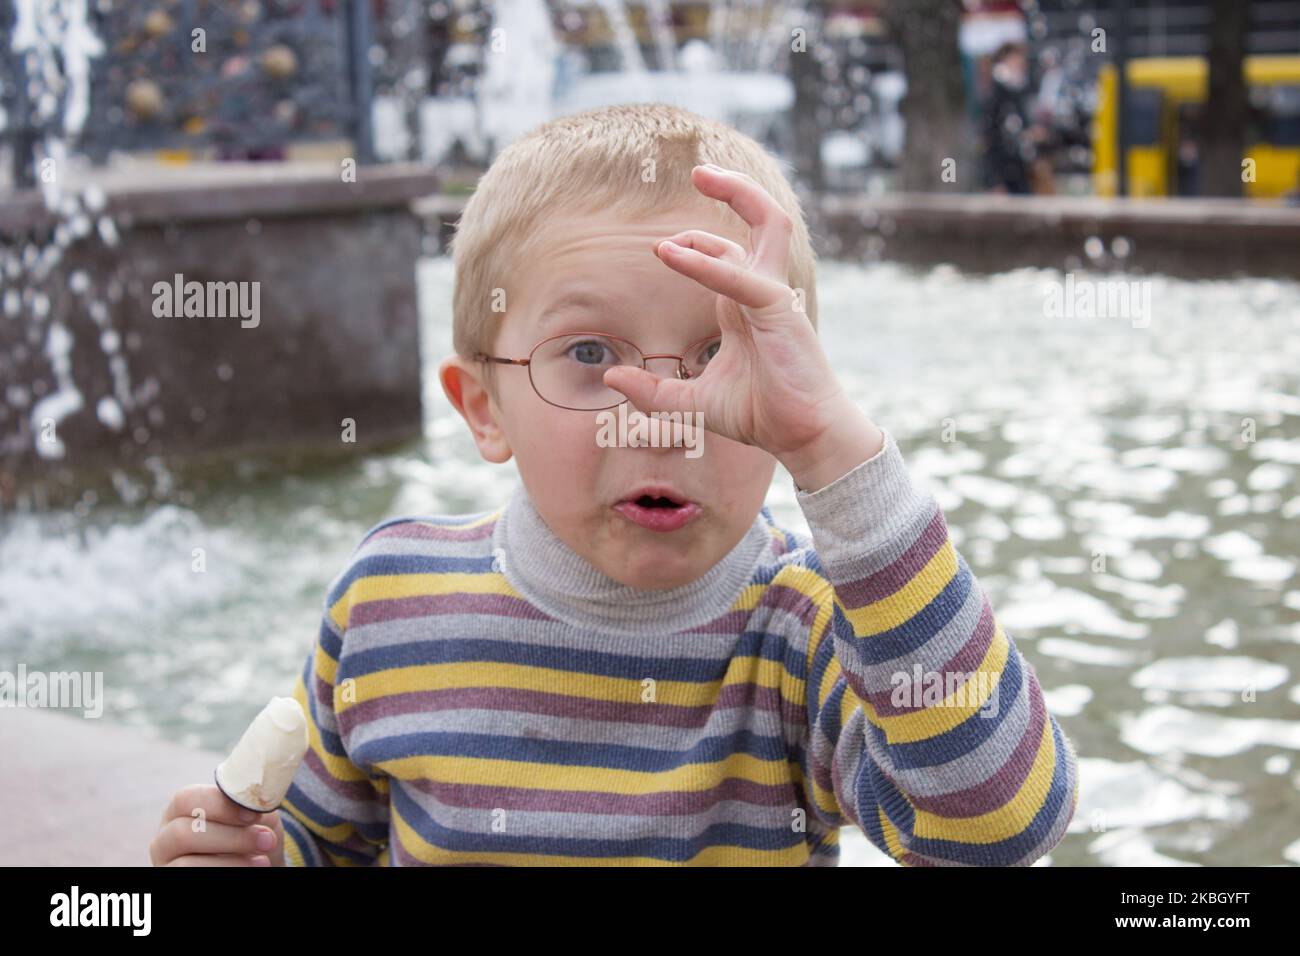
top-left (687, 337), bottom-right (722, 374)
top-left (566, 339), bottom-right (616, 365)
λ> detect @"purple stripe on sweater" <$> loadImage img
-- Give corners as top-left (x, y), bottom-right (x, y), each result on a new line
top-left (680, 586), bottom-right (817, 637)
top-left (861, 598), bottom-right (997, 719)
top-left (827, 741), bottom-right (845, 822)
top-left (760, 582), bottom-right (823, 628)
top-left (367, 518), bottom-right (497, 543)
top-left (313, 673), bottom-right (332, 710)
top-left (391, 833), bottom-right (427, 867)
top-left (340, 832), bottom-right (382, 856)
top-left (832, 507), bottom-right (947, 608)
top-left (349, 591), bottom-right (556, 628)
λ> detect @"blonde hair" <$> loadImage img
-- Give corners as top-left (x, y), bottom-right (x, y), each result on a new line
top-left (449, 103), bottom-right (818, 394)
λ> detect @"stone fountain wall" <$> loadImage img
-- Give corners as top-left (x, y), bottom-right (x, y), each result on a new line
top-left (0, 163), bottom-right (439, 507)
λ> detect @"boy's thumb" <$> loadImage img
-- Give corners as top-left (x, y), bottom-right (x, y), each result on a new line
top-left (603, 366), bottom-right (691, 418)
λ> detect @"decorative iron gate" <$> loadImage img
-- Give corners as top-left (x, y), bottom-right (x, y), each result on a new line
top-left (1, 0), bottom-right (375, 189)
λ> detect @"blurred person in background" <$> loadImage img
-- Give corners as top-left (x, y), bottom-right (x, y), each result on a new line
top-left (981, 42), bottom-right (1049, 195)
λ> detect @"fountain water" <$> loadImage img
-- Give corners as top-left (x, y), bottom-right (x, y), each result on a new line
top-left (384, 0), bottom-right (799, 167)
top-left (642, 0), bottom-right (678, 71)
top-left (478, 0), bottom-right (561, 155)
top-left (594, 0), bottom-right (649, 76)
top-left (2, 0), bottom-right (119, 493)
top-left (550, 0), bottom-right (795, 144)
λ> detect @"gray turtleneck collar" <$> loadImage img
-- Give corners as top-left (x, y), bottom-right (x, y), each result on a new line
top-left (489, 482), bottom-right (774, 636)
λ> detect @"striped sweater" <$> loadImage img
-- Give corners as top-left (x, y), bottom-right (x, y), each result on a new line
top-left (280, 428), bottom-right (1079, 866)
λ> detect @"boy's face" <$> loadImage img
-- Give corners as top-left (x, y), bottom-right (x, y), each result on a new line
top-left (441, 207), bottom-right (778, 590)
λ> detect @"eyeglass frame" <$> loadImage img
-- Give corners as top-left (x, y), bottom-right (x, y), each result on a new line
top-left (474, 329), bottom-right (723, 411)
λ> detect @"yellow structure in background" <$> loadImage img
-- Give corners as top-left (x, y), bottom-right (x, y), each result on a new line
top-left (1093, 55), bottom-right (1300, 199)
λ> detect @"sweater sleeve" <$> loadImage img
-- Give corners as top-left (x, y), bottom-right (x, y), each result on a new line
top-left (279, 579), bottom-right (392, 867)
top-left (790, 427), bottom-right (1079, 866)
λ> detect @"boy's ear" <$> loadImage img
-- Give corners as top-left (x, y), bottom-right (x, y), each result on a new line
top-left (439, 356), bottom-right (512, 464)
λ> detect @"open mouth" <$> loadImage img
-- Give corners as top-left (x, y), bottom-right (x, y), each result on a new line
top-left (634, 494), bottom-right (683, 509)
top-left (613, 489), bottom-right (702, 532)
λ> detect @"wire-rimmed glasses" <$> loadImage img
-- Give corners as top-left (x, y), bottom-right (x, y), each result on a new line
top-left (474, 330), bottom-right (722, 411)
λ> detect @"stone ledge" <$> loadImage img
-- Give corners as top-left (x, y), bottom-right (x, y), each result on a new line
top-left (415, 191), bottom-right (1300, 276)
top-left (818, 193), bottom-right (1300, 278)
top-left (0, 161), bottom-right (441, 233)
top-left (821, 192), bottom-right (1300, 232)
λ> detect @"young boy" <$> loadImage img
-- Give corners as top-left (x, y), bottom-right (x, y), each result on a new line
top-left (152, 104), bottom-right (1079, 867)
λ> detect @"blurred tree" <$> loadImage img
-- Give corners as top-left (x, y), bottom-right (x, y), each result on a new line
top-left (788, 5), bottom-right (828, 193)
top-left (883, 0), bottom-right (970, 192)
top-left (1199, 0), bottom-right (1249, 197)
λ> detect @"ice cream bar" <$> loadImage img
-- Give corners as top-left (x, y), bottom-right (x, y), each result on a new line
top-left (214, 696), bottom-right (309, 813)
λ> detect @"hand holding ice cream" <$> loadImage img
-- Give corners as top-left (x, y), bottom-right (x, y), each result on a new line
top-left (150, 696), bottom-right (308, 866)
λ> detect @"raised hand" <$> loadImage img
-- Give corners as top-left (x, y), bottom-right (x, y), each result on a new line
top-left (602, 163), bottom-right (884, 491)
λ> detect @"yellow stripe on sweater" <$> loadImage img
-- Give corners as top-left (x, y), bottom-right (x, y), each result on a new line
top-left (334, 658), bottom-right (804, 716)
top-left (912, 715), bottom-right (1059, 844)
top-left (329, 572), bottom-right (518, 631)
top-left (283, 828), bottom-right (307, 866)
top-left (841, 540), bottom-right (959, 636)
top-left (879, 805), bottom-right (909, 862)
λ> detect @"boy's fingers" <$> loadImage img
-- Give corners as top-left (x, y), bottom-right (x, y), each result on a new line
top-left (153, 816), bottom-right (279, 866)
top-left (166, 854), bottom-right (271, 867)
top-left (656, 241), bottom-right (789, 315)
top-left (655, 229), bottom-right (747, 265)
top-left (689, 165), bottom-right (792, 281)
top-left (159, 783), bottom-right (265, 828)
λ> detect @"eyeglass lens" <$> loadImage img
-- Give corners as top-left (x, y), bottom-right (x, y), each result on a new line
top-left (529, 334), bottom-right (721, 410)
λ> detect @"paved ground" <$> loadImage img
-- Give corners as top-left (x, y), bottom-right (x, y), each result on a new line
top-left (0, 708), bottom-right (221, 865)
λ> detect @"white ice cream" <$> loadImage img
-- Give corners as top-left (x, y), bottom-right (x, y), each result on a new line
top-left (215, 696), bottom-right (309, 812)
